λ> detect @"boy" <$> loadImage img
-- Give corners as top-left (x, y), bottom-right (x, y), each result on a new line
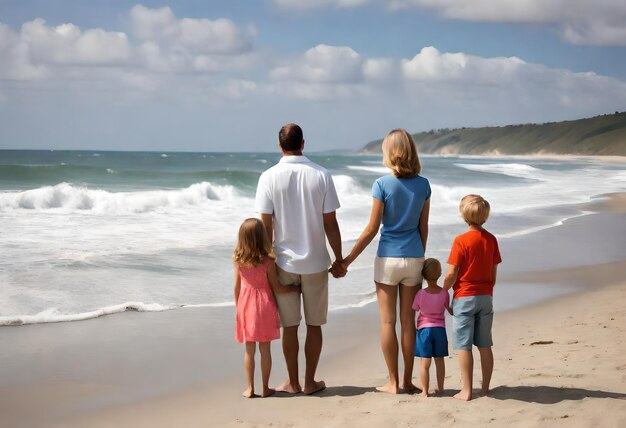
top-left (443, 194), bottom-right (502, 401)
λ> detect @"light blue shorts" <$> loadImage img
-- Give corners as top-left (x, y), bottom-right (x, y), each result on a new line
top-left (452, 295), bottom-right (494, 350)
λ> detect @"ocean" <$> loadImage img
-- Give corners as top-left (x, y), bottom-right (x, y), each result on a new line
top-left (1, 150), bottom-right (625, 325)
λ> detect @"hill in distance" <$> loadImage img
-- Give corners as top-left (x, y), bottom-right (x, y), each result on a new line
top-left (360, 112), bottom-right (626, 156)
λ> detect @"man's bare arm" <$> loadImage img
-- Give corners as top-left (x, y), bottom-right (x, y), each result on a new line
top-left (260, 213), bottom-right (274, 244)
top-left (323, 211), bottom-right (342, 264)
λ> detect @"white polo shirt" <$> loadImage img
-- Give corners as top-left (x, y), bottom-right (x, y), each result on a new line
top-left (255, 155), bottom-right (340, 274)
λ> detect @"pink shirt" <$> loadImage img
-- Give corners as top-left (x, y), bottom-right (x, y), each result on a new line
top-left (412, 288), bottom-right (451, 330)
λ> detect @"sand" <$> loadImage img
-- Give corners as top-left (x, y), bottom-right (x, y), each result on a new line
top-left (1, 193), bottom-right (625, 427)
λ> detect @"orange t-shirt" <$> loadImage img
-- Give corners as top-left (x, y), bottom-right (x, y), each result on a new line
top-left (447, 229), bottom-right (502, 299)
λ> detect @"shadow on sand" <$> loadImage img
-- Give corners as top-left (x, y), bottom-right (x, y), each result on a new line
top-left (490, 385), bottom-right (626, 404)
top-left (272, 385), bottom-right (374, 398)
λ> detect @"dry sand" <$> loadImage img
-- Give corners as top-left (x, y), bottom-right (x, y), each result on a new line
top-left (1, 193), bottom-right (625, 428)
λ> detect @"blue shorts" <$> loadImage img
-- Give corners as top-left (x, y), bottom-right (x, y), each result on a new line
top-left (414, 327), bottom-right (449, 358)
top-left (452, 295), bottom-right (494, 350)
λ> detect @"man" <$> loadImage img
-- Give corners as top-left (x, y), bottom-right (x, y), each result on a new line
top-left (255, 123), bottom-right (343, 395)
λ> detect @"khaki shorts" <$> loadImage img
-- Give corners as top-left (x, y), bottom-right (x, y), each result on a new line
top-left (374, 256), bottom-right (425, 287)
top-left (275, 267), bottom-right (329, 328)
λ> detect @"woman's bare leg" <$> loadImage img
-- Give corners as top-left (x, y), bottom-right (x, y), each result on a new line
top-left (376, 282), bottom-right (399, 394)
top-left (399, 284), bottom-right (419, 392)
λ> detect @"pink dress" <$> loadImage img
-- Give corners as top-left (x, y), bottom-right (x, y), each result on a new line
top-left (235, 257), bottom-right (281, 343)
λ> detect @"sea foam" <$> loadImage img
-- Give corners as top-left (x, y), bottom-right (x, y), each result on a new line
top-left (0, 182), bottom-right (240, 214)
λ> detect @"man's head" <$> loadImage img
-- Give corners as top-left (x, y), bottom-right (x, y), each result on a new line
top-left (279, 123), bottom-right (304, 153)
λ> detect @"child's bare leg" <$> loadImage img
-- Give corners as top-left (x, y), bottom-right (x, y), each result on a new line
top-left (259, 342), bottom-right (275, 397)
top-left (454, 350), bottom-right (473, 401)
top-left (419, 358), bottom-right (431, 397)
top-left (478, 347), bottom-right (493, 395)
top-left (243, 342), bottom-right (256, 398)
top-left (434, 357), bottom-right (445, 393)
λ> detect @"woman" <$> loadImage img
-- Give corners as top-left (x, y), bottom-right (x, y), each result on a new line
top-left (338, 129), bottom-right (430, 393)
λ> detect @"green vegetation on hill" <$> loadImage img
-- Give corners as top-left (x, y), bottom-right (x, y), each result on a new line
top-left (360, 112), bottom-right (626, 156)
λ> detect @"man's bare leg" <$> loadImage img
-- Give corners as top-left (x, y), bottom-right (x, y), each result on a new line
top-left (277, 325), bottom-right (302, 393)
top-left (303, 325), bottom-right (326, 395)
top-left (454, 349), bottom-right (473, 401)
top-left (478, 347), bottom-right (493, 396)
top-left (376, 282), bottom-right (399, 394)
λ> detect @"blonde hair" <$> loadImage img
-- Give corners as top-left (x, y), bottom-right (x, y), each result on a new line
top-left (460, 194), bottom-right (491, 226)
top-left (382, 129), bottom-right (421, 178)
top-left (233, 218), bottom-right (275, 267)
top-left (422, 258), bottom-right (442, 282)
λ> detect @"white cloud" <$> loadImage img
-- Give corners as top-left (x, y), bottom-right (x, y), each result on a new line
top-left (271, 44), bottom-right (365, 83)
top-left (130, 5), bottom-right (252, 54)
top-left (274, 0), bottom-right (626, 46)
top-left (21, 19), bottom-right (132, 65)
top-left (0, 22), bottom-right (47, 80)
top-left (402, 47), bottom-right (526, 84)
top-left (267, 43), bottom-right (626, 116)
top-left (273, 0), bottom-right (370, 10)
top-left (0, 5), bottom-right (259, 100)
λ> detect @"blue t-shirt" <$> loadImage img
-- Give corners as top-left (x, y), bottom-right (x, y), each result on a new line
top-left (372, 174), bottom-right (431, 258)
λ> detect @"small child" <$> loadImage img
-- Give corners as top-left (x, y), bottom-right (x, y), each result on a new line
top-left (443, 195), bottom-right (502, 401)
top-left (412, 258), bottom-right (452, 397)
top-left (233, 218), bottom-right (299, 398)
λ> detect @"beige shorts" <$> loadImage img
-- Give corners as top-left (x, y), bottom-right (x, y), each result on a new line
top-left (275, 267), bottom-right (329, 328)
top-left (374, 256), bottom-right (425, 287)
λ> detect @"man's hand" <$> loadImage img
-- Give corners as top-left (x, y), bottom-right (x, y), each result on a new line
top-left (329, 259), bottom-right (347, 278)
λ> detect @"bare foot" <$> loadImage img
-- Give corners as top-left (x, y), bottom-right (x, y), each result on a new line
top-left (242, 387), bottom-right (254, 398)
top-left (276, 380), bottom-right (302, 394)
top-left (304, 380), bottom-right (326, 395)
top-left (478, 388), bottom-right (490, 397)
top-left (375, 382), bottom-right (399, 394)
top-left (420, 390), bottom-right (429, 398)
top-left (262, 388), bottom-right (276, 398)
top-left (453, 390), bottom-right (472, 401)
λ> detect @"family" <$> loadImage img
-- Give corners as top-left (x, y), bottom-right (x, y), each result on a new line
top-left (233, 123), bottom-right (502, 401)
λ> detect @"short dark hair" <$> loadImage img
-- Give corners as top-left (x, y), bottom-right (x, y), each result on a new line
top-left (279, 123), bottom-right (303, 152)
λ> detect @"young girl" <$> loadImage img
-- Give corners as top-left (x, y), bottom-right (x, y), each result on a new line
top-left (233, 218), bottom-right (299, 398)
top-left (413, 258), bottom-right (452, 397)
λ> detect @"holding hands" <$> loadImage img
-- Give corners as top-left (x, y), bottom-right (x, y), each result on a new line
top-left (330, 258), bottom-right (348, 278)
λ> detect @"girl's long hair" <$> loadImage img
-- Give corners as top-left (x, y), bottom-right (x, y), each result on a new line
top-left (233, 218), bottom-right (275, 267)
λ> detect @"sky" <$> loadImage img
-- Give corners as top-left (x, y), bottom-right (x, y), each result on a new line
top-left (0, 0), bottom-right (625, 152)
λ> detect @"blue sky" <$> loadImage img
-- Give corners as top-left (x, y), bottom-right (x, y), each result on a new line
top-left (1, 0), bottom-right (625, 152)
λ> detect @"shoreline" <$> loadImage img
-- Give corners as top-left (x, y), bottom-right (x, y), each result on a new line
top-left (1, 193), bottom-right (625, 427)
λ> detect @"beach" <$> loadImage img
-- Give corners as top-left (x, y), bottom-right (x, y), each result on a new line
top-left (1, 192), bottom-right (625, 428)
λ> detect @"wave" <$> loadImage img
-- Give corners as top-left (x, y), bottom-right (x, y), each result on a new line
top-left (346, 165), bottom-right (390, 174)
top-left (0, 181), bottom-right (243, 213)
top-left (0, 300), bottom-right (236, 326)
top-left (454, 163), bottom-right (544, 180)
top-left (331, 291), bottom-right (377, 310)
top-left (0, 164), bottom-right (261, 188)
